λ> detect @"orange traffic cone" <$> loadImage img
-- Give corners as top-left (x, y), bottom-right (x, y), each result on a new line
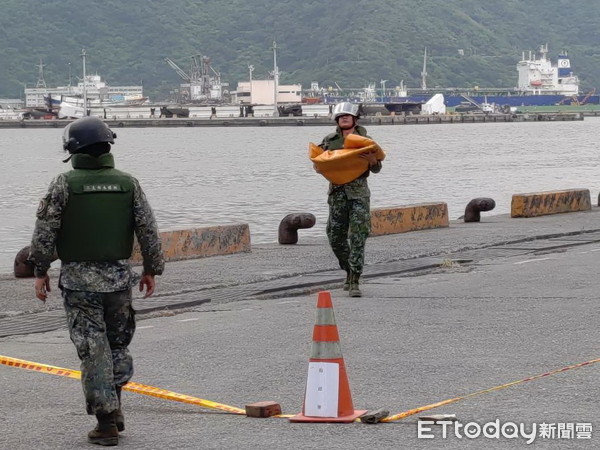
top-left (289, 291), bottom-right (367, 423)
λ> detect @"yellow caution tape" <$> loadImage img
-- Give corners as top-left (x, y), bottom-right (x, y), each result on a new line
top-left (264, 358), bottom-right (600, 422)
top-left (4, 354), bottom-right (599, 423)
top-left (0, 355), bottom-right (245, 415)
top-left (381, 357), bottom-right (600, 422)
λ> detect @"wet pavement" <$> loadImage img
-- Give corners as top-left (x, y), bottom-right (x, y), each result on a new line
top-left (2, 210), bottom-right (600, 448)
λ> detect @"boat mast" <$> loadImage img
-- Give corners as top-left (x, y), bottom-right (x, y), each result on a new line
top-left (248, 64), bottom-right (254, 103)
top-left (380, 79), bottom-right (388, 99)
top-left (81, 48), bottom-right (88, 116)
top-left (272, 40), bottom-right (279, 117)
top-left (36, 58), bottom-right (47, 88)
top-left (421, 47), bottom-right (428, 90)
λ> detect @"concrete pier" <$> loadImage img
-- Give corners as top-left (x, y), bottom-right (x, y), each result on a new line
top-left (0, 111), bottom-right (584, 129)
top-left (1, 209), bottom-right (599, 447)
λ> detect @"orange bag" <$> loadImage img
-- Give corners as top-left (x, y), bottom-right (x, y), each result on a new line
top-left (309, 135), bottom-right (386, 185)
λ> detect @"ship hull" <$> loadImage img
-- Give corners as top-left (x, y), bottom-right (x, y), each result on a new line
top-left (394, 94), bottom-right (600, 107)
top-left (323, 94), bottom-right (600, 107)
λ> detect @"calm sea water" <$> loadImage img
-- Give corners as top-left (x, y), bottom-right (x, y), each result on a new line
top-left (2, 119), bottom-right (600, 272)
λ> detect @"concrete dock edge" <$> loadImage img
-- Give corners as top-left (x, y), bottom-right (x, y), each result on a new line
top-left (370, 203), bottom-right (449, 236)
top-left (131, 224), bottom-right (251, 262)
top-left (511, 189), bottom-right (591, 218)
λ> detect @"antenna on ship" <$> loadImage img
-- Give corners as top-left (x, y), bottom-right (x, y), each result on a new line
top-left (36, 58), bottom-right (47, 88)
top-left (539, 43), bottom-right (548, 60)
top-left (421, 47), bottom-right (428, 90)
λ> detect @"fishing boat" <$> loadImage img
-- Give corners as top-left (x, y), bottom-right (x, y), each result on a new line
top-left (0, 107), bottom-right (25, 120)
top-left (26, 71), bottom-right (146, 109)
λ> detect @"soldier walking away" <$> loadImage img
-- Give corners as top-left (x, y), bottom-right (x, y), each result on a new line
top-left (29, 116), bottom-right (165, 446)
top-left (316, 102), bottom-right (383, 297)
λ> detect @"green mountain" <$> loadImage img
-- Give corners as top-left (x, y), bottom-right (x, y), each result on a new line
top-left (2, 0), bottom-right (600, 101)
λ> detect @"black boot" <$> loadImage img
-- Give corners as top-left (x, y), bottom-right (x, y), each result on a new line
top-left (88, 411), bottom-right (118, 446)
top-left (343, 270), bottom-right (351, 291)
top-left (348, 272), bottom-right (362, 298)
top-left (115, 387), bottom-right (124, 432)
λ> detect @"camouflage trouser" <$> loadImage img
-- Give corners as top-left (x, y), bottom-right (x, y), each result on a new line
top-left (326, 188), bottom-right (371, 275)
top-left (62, 288), bottom-right (136, 415)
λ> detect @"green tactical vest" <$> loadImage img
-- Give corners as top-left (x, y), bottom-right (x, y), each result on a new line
top-left (57, 153), bottom-right (135, 262)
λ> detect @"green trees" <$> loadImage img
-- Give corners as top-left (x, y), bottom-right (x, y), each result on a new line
top-left (1, 0), bottom-right (598, 101)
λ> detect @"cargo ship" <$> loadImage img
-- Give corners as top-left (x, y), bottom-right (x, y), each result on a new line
top-left (312, 45), bottom-right (599, 109)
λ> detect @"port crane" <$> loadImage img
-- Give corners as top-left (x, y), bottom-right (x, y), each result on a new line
top-left (580, 88), bottom-right (596, 105)
top-left (557, 88), bottom-right (595, 106)
top-left (164, 57), bottom-right (191, 81)
top-left (164, 55), bottom-right (223, 102)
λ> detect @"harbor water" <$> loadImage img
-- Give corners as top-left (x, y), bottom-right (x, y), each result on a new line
top-left (1, 119), bottom-right (600, 272)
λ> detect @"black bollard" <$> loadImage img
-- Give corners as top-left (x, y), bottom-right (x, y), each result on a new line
top-left (14, 245), bottom-right (58, 278)
top-left (14, 246), bottom-right (34, 278)
top-left (464, 198), bottom-right (496, 223)
top-left (278, 213), bottom-right (316, 244)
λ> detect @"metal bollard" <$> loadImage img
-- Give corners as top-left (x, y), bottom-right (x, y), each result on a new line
top-left (14, 246), bottom-right (34, 278)
top-left (278, 213), bottom-right (316, 244)
top-left (464, 198), bottom-right (496, 222)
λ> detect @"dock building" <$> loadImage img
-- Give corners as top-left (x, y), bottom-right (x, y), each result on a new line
top-left (233, 80), bottom-right (302, 105)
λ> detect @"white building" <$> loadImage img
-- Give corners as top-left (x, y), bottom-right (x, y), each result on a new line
top-left (233, 80), bottom-right (302, 104)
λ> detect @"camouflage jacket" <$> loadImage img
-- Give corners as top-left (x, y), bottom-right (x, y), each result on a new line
top-left (29, 166), bottom-right (164, 292)
top-left (319, 125), bottom-right (382, 197)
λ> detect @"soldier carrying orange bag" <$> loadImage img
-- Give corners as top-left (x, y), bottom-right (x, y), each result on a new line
top-left (310, 102), bottom-right (385, 297)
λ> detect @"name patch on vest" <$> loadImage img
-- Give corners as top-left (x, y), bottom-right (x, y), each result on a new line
top-left (83, 184), bottom-right (124, 192)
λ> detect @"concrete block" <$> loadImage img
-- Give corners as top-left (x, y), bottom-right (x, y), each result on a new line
top-left (511, 189), bottom-right (591, 218)
top-left (370, 203), bottom-right (449, 236)
top-left (131, 224), bottom-right (251, 263)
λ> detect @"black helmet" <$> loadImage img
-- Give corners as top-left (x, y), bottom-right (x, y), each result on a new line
top-left (63, 117), bottom-right (116, 154)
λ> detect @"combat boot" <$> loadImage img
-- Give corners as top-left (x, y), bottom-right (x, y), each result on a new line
top-left (343, 270), bottom-right (351, 291)
top-left (116, 387), bottom-right (124, 432)
top-left (348, 272), bottom-right (362, 298)
top-left (88, 411), bottom-right (118, 446)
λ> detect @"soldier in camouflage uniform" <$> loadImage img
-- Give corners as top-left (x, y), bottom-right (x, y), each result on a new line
top-left (317, 102), bottom-right (382, 297)
top-left (29, 116), bottom-right (164, 446)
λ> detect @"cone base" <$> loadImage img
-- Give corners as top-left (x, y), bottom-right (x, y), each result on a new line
top-left (289, 410), bottom-right (367, 423)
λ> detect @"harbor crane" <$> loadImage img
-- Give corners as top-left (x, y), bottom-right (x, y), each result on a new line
top-left (164, 54), bottom-right (223, 102)
top-left (164, 57), bottom-right (191, 81)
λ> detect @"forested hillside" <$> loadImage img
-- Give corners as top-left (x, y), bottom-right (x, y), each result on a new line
top-left (2, 0), bottom-right (600, 100)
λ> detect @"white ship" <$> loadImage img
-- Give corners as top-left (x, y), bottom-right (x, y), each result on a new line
top-left (26, 73), bottom-right (146, 109)
top-left (516, 44), bottom-right (579, 96)
top-left (39, 75), bottom-right (147, 119)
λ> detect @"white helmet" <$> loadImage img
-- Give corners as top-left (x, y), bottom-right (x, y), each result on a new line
top-left (332, 102), bottom-right (359, 120)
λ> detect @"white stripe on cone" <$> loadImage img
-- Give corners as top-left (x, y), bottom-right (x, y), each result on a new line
top-left (304, 362), bottom-right (340, 417)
